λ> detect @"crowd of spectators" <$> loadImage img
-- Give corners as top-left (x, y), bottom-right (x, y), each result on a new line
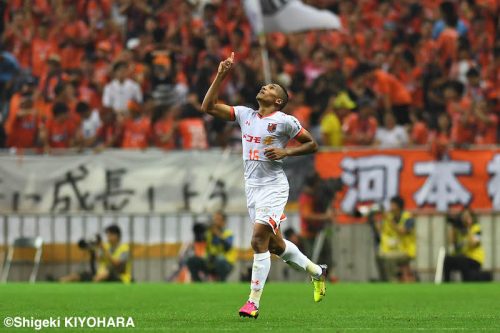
top-left (0, 0), bottom-right (498, 155)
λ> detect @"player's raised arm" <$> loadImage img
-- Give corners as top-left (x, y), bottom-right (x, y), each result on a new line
top-left (200, 52), bottom-right (235, 121)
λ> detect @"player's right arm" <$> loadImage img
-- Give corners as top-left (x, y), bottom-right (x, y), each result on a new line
top-left (200, 52), bottom-right (235, 121)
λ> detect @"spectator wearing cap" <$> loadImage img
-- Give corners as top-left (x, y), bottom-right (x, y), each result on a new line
top-left (151, 54), bottom-right (187, 108)
top-left (102, 61), bottom-right (142, 115)
top-left (320, 92), bottom-right (355, 148)
top-left (342, 98), bottom-right (378, 146)
top-left (38, 54), bottom-right (63, 103)
top-left (120, 100), bottom-right (151, 149)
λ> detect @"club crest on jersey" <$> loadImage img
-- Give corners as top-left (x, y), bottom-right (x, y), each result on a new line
top-left (263, 136), bottom-right (274, 145)
top-left (267, 123), bottom-right (277, 133)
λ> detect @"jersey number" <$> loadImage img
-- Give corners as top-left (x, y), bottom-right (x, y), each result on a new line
top-left (249, 149), bottom-right (259, 160)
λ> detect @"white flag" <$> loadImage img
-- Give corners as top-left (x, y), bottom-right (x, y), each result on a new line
top-left (244, 0), bottom-right (341, 34)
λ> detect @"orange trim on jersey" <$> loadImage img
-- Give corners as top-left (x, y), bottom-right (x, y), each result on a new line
top-left (257, 111), bottom-right (278, 119)
top-left (269, 217), bottom-right (278, 233)
top-left (230, 106), bottom-right (236, 121)
top-left (280, 213), bottom-right (287, 221)
top-left (293, 127), bottom-right (305, 139)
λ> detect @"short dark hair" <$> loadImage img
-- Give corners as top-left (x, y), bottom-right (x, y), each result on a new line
top-left (390, 196), bottom-right (405, 209)
top-left (214, 210), bottom-right (227, 221)
top-left (52, 102), bottom-right (69, 117)
top-left (275, 83), bottom-right (289, 110)
top-left (351, 62), bottom-right (376, 80)
top-left (76, 101), bottom-right (90, 114)
top-left (113, 61), bottom-right (127, 72)
top-left (466, 67), bottom-right (480, 78)
top-left (105, 224), bottom-right (122, 238)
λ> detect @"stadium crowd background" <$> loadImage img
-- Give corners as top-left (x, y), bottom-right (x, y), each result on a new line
top-left (0, 0), bottom-right (498, 154)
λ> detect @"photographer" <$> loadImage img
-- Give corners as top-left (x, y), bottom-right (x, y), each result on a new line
top-left (374, 196), bottom-right (416, 282)
top-left (187, 212), bottom-right (236, 282)
top-left (444, 208), bottom-right (489, 282)
top-left (298, 173), bottom-right (338, 277)
top-left (60, 225), bottom-right (132, 283)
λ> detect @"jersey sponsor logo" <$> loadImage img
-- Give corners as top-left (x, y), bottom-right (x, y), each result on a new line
top-left (263, 136), bottom-right (274, 145)
top-left (243, 134), bottom-right (261, 143)
top-left (267, 123), bottom-right (277, 133)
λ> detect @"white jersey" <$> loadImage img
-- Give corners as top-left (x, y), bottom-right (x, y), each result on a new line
top-left (231, 106), bottom-right (304, 187)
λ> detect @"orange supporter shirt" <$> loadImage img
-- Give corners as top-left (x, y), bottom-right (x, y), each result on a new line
top-left (178, 118), bottom-right (208, 150)
top-left (436, 28), bottom-right (458, 65)
top-left (7, 113), bottom-right (39, 149)
top-left (374, 70), bottom-right (412, 106)
top-left (299, 192), bottom-right (321, 239)
top-left (476, 114), bottom-right (498, 144)
top-left (31, 37), bottom-right (58, 78)
top-left (45, 117), bottom-right (78, 148)
top-left (411, 121), bottom-right (429, 145)
top-left (58, 21), bottom-right (89, 69)
top-left (342, 113), bottom-right (378, 146)
top-left (121, 116), bottom-right (152, 149)
top-left (153, 117), bottom-right (176, 150)
top-left (451, 112), bottom-right (477, 145)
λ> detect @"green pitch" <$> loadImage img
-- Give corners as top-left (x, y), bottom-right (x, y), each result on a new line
top-left (1, 283), bottom-right (499, 332)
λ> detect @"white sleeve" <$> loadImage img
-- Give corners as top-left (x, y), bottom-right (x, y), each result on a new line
top-left (134, 82), bottom-right (143, 103)
top-left (286, 115), bottom-right (303, 139)
top-left (232, 106), bottom-right (252, 125)
top-left (102, 84), bottom-right (112, 108)
top-left (398, 127), bottom-right (409, 145)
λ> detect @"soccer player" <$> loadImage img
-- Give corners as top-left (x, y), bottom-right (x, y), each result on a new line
top-left (200, 52), bottom-right (327, 319)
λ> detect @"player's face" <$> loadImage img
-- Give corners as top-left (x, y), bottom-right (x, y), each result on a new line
top-left (256, 84), bottom-right (283, 108)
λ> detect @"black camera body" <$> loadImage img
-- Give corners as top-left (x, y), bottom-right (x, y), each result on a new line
top-left (78, 234), bottom-right (102, 250)
top-left (446, 214), bottom-right (466, 231)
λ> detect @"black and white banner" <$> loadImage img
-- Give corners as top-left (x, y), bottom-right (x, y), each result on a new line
top-left (244, 0), bottom-right (342, 34)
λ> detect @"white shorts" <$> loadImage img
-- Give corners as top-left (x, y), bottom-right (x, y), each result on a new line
top-left (245, 184), bottom-right (288, 234)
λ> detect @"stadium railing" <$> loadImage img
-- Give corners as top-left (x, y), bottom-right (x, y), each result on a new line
top-left (0, 212), bottom-right (498, 282)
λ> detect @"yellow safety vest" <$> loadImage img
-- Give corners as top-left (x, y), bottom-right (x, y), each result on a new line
top-left (379, 211), bottom-right (416, 258)
top-left (98, 242), bottom-right (132, 283)
top-left (455, 223), bottom-right (485, 265)
top-left (206, 229), bottom-right (237, 264)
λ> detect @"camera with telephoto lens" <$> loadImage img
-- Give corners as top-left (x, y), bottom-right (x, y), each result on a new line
top-left (78, 234), bottom-right (102, 250)
top-left (446, 213), bottom-right (466, 231)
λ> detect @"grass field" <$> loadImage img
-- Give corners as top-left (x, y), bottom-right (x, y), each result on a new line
top-left (1, 283), bottom-right (499, 332)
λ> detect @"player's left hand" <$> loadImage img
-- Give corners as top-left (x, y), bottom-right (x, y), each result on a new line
top-left (264, 147), bottom-right (288, 160)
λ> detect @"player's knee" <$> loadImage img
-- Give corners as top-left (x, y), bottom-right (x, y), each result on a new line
top-left (269, 239), bottom-right (286, 255)
top-left (251, 234), bottom-right (268, 252)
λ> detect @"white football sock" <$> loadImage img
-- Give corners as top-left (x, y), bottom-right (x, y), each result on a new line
top-left (280, 239), bottom-right (322, 279)
top-left (248, 251), bottom-right (271, 308)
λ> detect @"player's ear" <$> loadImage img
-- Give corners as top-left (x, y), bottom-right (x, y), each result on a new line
top-left (275, 98), bottom-right (283, 109)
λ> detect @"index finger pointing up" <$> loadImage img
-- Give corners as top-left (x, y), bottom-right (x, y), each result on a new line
top-left (230, 52), bottom-right (234, 62)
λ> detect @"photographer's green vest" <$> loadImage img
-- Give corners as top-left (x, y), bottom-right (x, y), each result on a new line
top-left (455, 223), bottom-right (485, 265)
top-left (380, 211), bottom-right (416, 258)
top-left (98, 243), bottom-right (132, 283)
top-left (206, 229), bottom-right (237, 265)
